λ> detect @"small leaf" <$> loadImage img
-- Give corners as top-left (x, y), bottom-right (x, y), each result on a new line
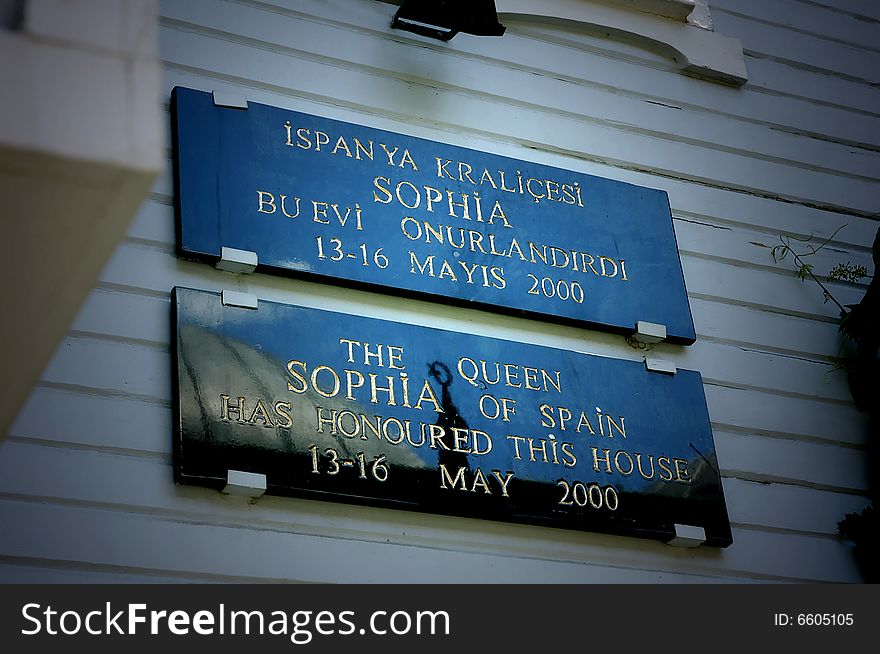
top-left (798, 263), bottom-right (813, 281)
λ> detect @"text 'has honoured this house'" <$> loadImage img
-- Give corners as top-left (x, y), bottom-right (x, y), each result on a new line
top-left (1, 0), bottom-right (878, 583)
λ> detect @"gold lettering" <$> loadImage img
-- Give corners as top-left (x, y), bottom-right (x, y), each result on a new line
top-left (387, 346), bottom-right (405, 370)
top-left (539, 403), bottom-right (555, 428)
top-left (523, 367), bottom-right (540, 391)
top-left (312, 201), bottom-right (329, 224)
top-left (439, 463), bottom-right (467, 490)
top-left (507, 434), bottom-right (526, 459)
top-left (560, 442), bottom-right (577, 467)
top-left (331, 135), bottom-right (352, 157)
top-left (257, 190), bottom-right (276, 214)
top-left (409, 251), bottom-right (435, 277)
top-left (673, 458), bottom-right (691, 484)
top-left (414, 380), bottom-right (443, 413)
top-left (658, 457), bottom-right (674, 482)
top-left (437, 259), bottom-right (458, 281)
top-left (399, 148), bottom-right (419, 170)
top-left (249, 399), bottom-right (275, 427)
top-left (372, 176), bottom-right (393, 204)
top-left (286, 361), bottom-right (308, 394)
top-left (295, 127), bottom-right (311, 150)
top-left (368, 374), bottom-right (396, 405)
top-left (492, 470), bottom-right (515, 497)
top-left (470, 467), bottom-right (491, 494)
top-left (527, 437), bottom-right (548, 463)
top-left (220, 395), bottom-right (246, 422)
top-left (379, 143), bottom-right (399, 166)
top-left (311, 365), bottom-right (340, 398)
top-left (436, 157), bottom-right (455, 180)
top-left (280, 194), bottom-right (300, 218)
top-left (273, 401), bottom-right (293, 428)
top-left (344, 370), bottom-right (365, 400)
top-left (591, 447), bottom-right (613, 474)
top-left (353, 138), bottom-right (374, 160)
top-left (314, 130), bottom-right (330, 151)
top-left (606, 415), bottom-right (627, 438)
top-left (614, 450), bottom-right (634, 476)
top-left (429, 425), bottom-right (449, 450)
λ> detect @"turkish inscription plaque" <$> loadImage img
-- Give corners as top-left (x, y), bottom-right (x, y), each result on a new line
top-left (172, 86), bottom-right (697, 344)
top-left (173, 287), bottom-right (731, 546)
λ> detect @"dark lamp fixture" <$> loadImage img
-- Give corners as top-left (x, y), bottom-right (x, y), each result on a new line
top-left (391, 0), bottom-right (506, 41)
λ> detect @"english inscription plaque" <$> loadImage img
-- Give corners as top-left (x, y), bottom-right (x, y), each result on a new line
top-left (173, 287), bottom-right (731, 546)
top-left (172, 86), bottom-right (697, 344)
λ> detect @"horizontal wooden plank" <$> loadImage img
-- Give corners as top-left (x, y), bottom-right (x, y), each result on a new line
top-left (98, 238), bottom-right (866, 332)
top-left (85, 266), bottom-right (844, 363)
top-left (0, 561), bottom-right (215, 584)
top-left (0, 494), bottom-right (860, 582)
top-left (158, 25), bottom-right (880, 214)
top-left (512, 22), bottom-right (880, 138)
top-left (672, 219), bottom-right (874, 283)
top-left (72, 288), bottom-right (171, 346)
top-left (126, 198), bottom-right (174, 245)
top-left (121, 198), bottom-right (870, 361)
top-left (681, 255), bottom-right (864, 321)
top-left (715, 430), bottom-right (869, 492)
top-left (160, 0), bottom-right (880, 180)
top-left (722, 477), bottom-right (869, 535)
top-left (690, 298), bottom-right (846, 360)
top-left (64, 275), bottom-right (857, 406)
top-left (40, 337), bottom-right (170, 402)
top-left (244, 0), bottom-right (880, 142)
top-left (743, 54), bottom-right (880, 117)
top-left (677, 343), bottom-right (850, 401)
top-left (704, 385), bottom-right (868, 446)
top-left (116, 198), bottom-right (873, 347)
top-left (9, 388), bottom-right (171, 455)
top-left (712, 9), bottom-right (880, 83)
top-left (799, 0), bottom-right (880, 22)
top-left (23, 323), bottom-right (868, 450)
top-left (0, 439), bottom-right (865, 544)
top-left (158, 71), bottom-right (880, 252)
top-left (0, 497), bottom-right (742, 583)
top-left (713, 0), bottom-right (879, 51)
top-left (74, 284), bottom-right (855, 402)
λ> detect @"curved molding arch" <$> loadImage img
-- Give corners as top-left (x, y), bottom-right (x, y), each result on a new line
top-left (381, 0), bottom-right (746, 86)
top-left (495, 0), bottom-right (747, 85)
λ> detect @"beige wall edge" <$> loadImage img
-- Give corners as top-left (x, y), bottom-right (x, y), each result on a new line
top-left (0, 0), bottom-right (164, 438)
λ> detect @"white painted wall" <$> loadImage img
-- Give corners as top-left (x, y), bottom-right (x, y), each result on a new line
top-left (1, 0), bottom-right (876, 583)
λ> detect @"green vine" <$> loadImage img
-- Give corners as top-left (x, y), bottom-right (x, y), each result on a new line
top-left (770, 224), bottom-right (870, 316)
top-left (771, 224), bottom-right (879, 582)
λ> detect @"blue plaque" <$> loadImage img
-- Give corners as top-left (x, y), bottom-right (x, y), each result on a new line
top-left (172, 87), bottom-right (696, 344)
top-left (173, 287), bottom-right (731, 546)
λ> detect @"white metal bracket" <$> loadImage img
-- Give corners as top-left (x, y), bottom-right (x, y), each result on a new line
top-left (645, 357), bottom-right (677, 375)
top-left (212, 90), bottom-right (249, 109)
top-left (633, 321), bottom-right (667, 344)
top-left (221, 289), bottom-right (258, 310)
top-left (216, 246), bottom-right (258, 274)
top-left (667, 523), bottom-right (706, 547)
top-left (223, 469), bottom-right (267, 498)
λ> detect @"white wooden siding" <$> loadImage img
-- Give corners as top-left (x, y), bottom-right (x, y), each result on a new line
top-left (1, 0), bottom-right (875, 583)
